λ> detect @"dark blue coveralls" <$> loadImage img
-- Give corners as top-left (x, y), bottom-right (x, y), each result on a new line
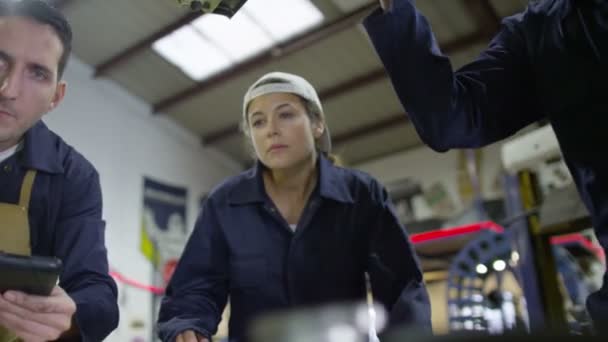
top-left (158, 155), bottom-right (431, 342)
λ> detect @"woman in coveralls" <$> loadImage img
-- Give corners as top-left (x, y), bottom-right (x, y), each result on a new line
top-left (158, 72), bottom-right (431, 342)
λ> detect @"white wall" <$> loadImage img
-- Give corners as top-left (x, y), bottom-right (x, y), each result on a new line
top-left (353, 142), bottom-right (506, 220)
top-left (43, 57), bottom-right (243, 342)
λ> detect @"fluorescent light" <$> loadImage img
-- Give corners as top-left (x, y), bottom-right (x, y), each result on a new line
top-left (191, 11), bottom-right (273, 62)
top-left (493, 260), bottom-right (507, 272)
top-left (476, 264), bottom-right (488, 274)
top-left (243, 0), bottom-right (324, 41)
top-left (152, 26), bottom-right (230, 80)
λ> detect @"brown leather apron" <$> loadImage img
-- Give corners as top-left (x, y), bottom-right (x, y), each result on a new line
top-left (0, 170), bottom-right (37, 342)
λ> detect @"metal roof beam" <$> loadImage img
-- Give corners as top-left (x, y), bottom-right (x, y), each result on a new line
top-left (202, 27), bottom-right (491, 145)
top-left (94, 11), bottom-right (202, 77)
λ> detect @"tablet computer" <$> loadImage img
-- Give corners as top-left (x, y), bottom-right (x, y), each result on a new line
top-left (0, 252), bottom-right (62, 296)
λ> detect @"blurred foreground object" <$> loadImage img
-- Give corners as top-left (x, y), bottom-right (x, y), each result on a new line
top-left (174, 0), bottom-right (248, 17)
top-left (249, 301), bottom-right (392, 342)
top-left (384, 330), bottom-right (605, 342)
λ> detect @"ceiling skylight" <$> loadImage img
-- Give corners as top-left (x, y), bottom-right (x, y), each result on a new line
top-left (153, 26), bottom-right (231, 81)
top-left (152, 0), bottom-right (324, 81)
top-left (191, 11), bottom-right (273, 62)
top-left (244, 0), bottom-right (324, 41)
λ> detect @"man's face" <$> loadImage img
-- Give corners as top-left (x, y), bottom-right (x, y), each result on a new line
top-left (0, 16), bottom-right (66, 152)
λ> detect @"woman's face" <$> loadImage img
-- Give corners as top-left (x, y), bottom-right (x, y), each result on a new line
top-left (247, 92), bottom-right (324, 170)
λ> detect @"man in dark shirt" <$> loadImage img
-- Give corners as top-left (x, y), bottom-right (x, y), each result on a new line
top-left (364, 0), bottom-right (607, 333)
top-left (0, 1), bottom-right (118, 341)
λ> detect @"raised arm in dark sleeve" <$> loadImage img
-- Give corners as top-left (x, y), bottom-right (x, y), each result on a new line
top-left (54, 165), bottom-right (119, 341)
top-left (363, 0), bottom-right (543, 151)
top-left (157, 197), bottom-right (229, 342)
top-left (367, 179), bottom-right (431, 333)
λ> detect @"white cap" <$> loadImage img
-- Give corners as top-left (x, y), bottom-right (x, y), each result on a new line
top-left (243, 71), bottom-right (331, 153)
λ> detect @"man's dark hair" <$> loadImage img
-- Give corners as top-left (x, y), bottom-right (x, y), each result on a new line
top-left (0, 0), bottom-right (73, 79)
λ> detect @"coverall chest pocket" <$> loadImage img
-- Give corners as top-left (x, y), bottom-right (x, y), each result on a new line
top-left (230, 256), bottom-right (267, 290)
